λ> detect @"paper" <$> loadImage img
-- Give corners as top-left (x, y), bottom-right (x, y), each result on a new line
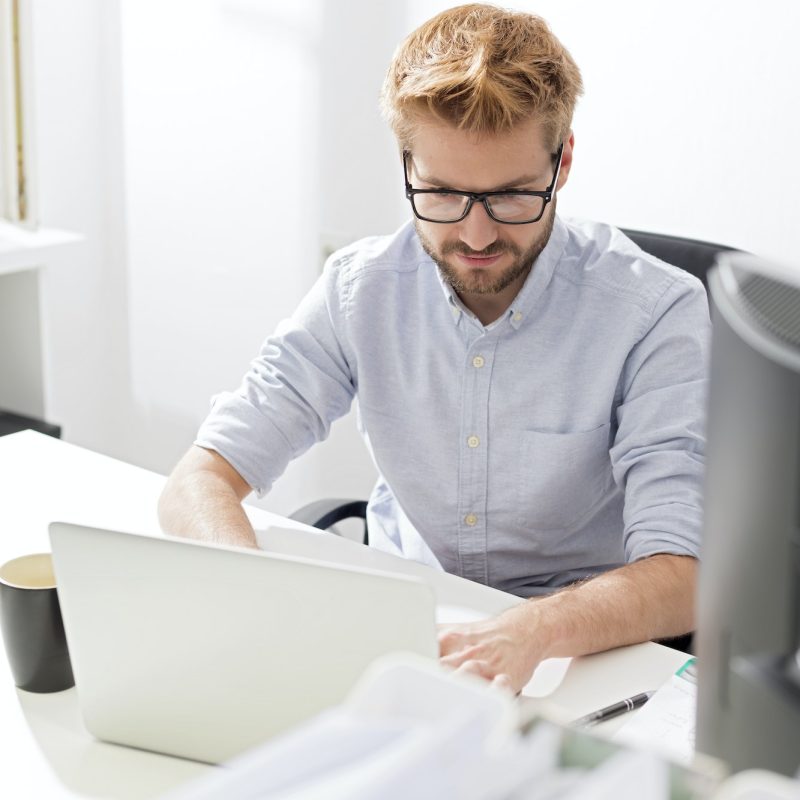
top-left (435, 604), bottom-right (489, 625)
top-left (520, 656), bottom-right (572, 698)
top-left (613, 658), bottom-right (697, 765)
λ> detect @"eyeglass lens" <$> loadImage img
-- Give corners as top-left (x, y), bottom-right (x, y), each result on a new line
top-left (412, 192), bottom-right (545, 223)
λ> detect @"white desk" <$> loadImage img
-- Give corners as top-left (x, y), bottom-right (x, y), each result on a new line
top-left (0, 431), bottom-right (689, 799)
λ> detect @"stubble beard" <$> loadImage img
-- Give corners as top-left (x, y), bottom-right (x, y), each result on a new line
top-left (415, 202), bottom-right (557, 296)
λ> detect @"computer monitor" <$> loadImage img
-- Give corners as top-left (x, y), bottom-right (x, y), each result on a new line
top-left (695, 251), bottom-right (800, 775)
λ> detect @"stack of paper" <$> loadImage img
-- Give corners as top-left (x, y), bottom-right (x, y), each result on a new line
top-left (614, 658), bottom-right (698, 765)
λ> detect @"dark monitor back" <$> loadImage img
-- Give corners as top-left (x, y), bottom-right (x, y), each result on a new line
top-left (695, 254), bottom-right (800, 775)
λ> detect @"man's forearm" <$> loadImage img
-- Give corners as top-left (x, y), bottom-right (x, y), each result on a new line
top-left (533, 554), bottom-right (697, 660)
top-left (439, 553), bottom-right (697, 691)
top-left (158, 447), bottom-right (259, 548)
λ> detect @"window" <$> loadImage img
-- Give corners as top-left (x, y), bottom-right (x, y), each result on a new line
top-left (0, 0), bottom-right (35, 226)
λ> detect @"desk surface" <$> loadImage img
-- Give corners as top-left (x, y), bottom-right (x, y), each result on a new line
top-left (0, 431), bottom-right (689, 799)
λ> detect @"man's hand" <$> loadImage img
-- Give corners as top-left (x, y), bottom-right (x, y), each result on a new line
top-left (438, 602), bottom-right (549, 693)
top-left (438, 555), bottom-right (697, 693)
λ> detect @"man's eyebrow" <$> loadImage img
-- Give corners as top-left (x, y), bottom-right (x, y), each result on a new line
top-left (412, 166), bottom-right (545, 190)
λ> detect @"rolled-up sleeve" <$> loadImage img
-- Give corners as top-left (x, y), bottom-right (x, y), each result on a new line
top-left (610, 276), bottom-right (710, 562)
top-left (195, 258), bottom-right (356, 496)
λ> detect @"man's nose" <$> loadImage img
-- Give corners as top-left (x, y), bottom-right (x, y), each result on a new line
top-left (457, 200), bottom-right (499, 252)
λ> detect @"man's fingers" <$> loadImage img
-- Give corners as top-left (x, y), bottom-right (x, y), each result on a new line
top-left (490, 673), bottom-right (514, 692)
top-left (439, 651), bottom-right (467, 669)
top-left (438, 623), bottom-right (491, 655)
top-left (438, 626), bottom-right (477, 656)
top-left (437, 628), bottom-right (460, 655)
top-left (453, 659), bottom-right (493, 680)
top-left (439, 642), bottom-right (484, 667)
top-left (440, 653), bottom-right (518, 691)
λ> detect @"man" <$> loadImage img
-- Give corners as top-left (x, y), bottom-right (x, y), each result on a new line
top-left (159, 4), bottom-right (709, 692)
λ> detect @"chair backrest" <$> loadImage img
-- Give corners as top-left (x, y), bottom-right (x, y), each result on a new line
top-left (620, 228), bottom-right (739, 289)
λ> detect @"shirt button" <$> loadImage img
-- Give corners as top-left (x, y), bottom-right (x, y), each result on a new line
top-left (464, 513), bottom-right (478, 526)
top-left (512, 312), bottom-right (523, 322)
top-left (467, 435), bottom-right (480, 448)
top-left (472, 355), bottom-right (485, 368)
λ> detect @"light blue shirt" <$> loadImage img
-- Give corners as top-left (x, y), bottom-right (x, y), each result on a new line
top-left (196, 216), bottom-right (710, 597)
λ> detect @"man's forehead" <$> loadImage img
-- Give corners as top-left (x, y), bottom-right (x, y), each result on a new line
top-left (409, 116), bottom-right (550, 152)
top-left (407, 118), bottom-right (553, 188)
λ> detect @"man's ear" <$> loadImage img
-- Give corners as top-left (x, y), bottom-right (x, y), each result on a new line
top-left (557, 131), bottom-right (575, 191)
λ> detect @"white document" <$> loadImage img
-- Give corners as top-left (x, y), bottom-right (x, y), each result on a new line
top-left (435, 604), bottom-right (490, 625)
top-left (613, 658), bottom-right (697, 765)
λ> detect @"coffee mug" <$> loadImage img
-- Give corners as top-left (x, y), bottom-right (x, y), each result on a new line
top-left (0, 553), bottom-right (75, 692)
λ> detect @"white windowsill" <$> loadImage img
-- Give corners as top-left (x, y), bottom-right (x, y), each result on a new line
top-left (0, 221), bottom-right (83, 276)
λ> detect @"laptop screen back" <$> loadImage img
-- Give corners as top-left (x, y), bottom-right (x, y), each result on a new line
top-left (49, 522), bottom-right (437, 764)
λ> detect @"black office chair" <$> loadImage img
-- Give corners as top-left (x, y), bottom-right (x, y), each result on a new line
top-left (289, 229), bottom-right (739, 654)
top-left (290, 498), bottom-right (369, 545)
top-left (619, 228), bottom-right (736, 290)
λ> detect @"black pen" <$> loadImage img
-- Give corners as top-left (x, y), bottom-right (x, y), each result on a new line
top-left (571, 690), bottom-right (655, 727)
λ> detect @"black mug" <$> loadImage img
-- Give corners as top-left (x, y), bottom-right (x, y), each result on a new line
top-left (0, 553), bottom-right (74, 693)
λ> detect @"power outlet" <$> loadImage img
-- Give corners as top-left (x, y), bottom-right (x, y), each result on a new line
top-left (319, 232), bottom-right (355, 272)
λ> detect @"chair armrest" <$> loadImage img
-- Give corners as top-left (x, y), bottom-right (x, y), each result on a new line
top-left (656, 633), bottom-right (694, 654)
top-left (288, 498), bottom-right (369, 545)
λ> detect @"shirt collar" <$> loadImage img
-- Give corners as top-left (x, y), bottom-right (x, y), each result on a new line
top-left (506, 214), bottom-right (568, 329)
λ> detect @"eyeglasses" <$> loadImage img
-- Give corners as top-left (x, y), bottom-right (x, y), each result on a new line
top-left (403, 141), bottom-right (563, 225)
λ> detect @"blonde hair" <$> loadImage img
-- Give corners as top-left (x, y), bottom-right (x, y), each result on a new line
top-left (381, 3), bottom-right (583, 151)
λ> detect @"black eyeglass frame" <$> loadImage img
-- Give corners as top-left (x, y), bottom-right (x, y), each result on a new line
top-left (403, 141), bottom-right (564, 225)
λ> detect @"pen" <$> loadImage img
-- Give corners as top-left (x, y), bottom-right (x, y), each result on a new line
top-left (570, 690), bottom-right (655, 727)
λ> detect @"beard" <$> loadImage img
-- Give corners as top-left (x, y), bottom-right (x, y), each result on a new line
top-left (415, 201), bottom-right (556, 296)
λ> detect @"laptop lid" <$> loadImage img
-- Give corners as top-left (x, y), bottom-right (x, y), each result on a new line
top-left (48, 522), bottom-right (437, 764)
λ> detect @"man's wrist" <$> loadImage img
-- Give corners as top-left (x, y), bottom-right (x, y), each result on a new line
top-left (505, 597), bottom-right (560, 664)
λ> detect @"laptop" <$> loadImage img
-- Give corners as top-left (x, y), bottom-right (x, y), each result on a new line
top-left (48, 522), bottom-right (438, 764)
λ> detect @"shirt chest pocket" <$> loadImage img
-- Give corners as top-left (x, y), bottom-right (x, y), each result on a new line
top-left (516, 423), bottom-right (614, 531)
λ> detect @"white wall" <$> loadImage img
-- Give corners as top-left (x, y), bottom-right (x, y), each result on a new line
top-left (29, 0), bottom-right (130, 453)
top-left (116, 0), bottom-right (413, 515)
top-left (27, 0), bottom-right (405, 518)
top-left (24, 1), bottom-right (800, 519)
top-left (119, 0), bottom-right (324, 514)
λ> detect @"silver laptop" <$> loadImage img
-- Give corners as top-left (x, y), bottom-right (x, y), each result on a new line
top-left (48, 522), bottom-right (437, 764)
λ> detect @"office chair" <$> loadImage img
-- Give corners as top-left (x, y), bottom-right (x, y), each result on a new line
top-left (289, 229), bottom-right (738, 653)
top-left (618, 229), bottom-right (735, 290)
